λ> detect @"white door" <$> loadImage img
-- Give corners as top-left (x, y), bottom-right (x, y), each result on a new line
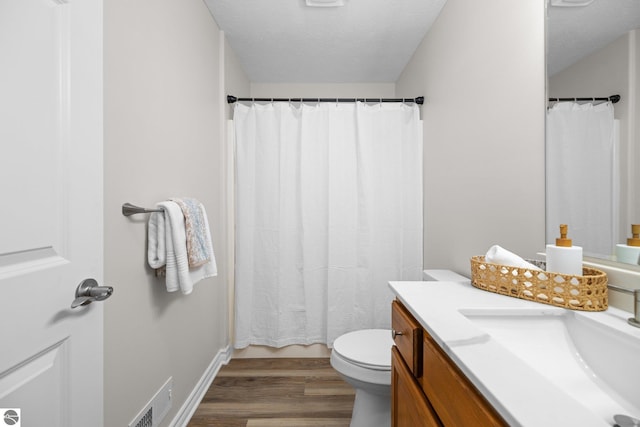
top-left (0, 0), bottom-right (104, 426)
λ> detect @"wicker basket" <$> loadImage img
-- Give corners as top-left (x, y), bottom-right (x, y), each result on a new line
top-left (470, 255), bottom-right (608, 311)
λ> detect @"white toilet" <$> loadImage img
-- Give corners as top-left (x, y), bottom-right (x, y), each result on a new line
top-left (330, 271), bottom-right (467, 426)
top-left (330, 329), bottom-right (395, 427)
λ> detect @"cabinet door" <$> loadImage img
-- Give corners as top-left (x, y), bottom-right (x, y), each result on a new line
top-left (392, 347), bottom-right (442, 427)
top-left (422, 334), bottom-right (508, 427)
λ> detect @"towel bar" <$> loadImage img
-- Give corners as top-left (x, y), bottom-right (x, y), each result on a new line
top-left (122, 203), bottom-right (163, 216)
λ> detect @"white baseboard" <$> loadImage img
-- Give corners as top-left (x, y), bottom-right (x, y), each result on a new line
top-left (169, 344), bottom-right (233, 427)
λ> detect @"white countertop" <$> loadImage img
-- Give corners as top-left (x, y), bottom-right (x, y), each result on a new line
top-left (389, 279), bottom-right (639, 427)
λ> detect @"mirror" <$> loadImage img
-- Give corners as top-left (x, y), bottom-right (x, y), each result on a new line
top-left (546, 0), bottom-right (640, 265)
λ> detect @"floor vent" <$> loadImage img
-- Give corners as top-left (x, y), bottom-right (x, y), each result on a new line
top-left (128, 377), bottom-right (173, 427)
top-left (132, 407), bottom-right (152, 427)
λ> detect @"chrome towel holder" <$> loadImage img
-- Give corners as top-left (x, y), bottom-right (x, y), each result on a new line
top-left (122, 202), bottom-right (163, 217)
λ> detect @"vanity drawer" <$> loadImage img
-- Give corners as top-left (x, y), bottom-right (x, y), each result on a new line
top-left (421, 332), bottom-right (508, 427)
top-left (392, 300), bottom-right (423, 377)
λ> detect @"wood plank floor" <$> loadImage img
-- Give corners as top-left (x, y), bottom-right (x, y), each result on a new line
top-left (188, 358), bottom-right (355, 427)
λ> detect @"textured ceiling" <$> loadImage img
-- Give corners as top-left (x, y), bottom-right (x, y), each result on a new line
top-left (548, 0), bottom-right (640, 76)
top-left (205, 0), bottom-right (640, 83)
top-left (205, 0), bottom-right (447, 83)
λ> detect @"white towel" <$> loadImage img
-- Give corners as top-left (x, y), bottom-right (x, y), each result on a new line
top-left (485, 245), bottom-right (541, 271)
top-left (148, 200), bottom-right (217, 294)
top-left (147, 209), bottom-right (166, 270)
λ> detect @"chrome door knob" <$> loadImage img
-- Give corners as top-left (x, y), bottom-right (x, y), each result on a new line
top-left (71, 278), bottom-right (113, 309)
top-left (391, 330), bottom-right (403, 339)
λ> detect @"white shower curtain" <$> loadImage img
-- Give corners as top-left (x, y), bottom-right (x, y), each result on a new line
top-left (546, 101), bottom-right (616, 258)
top-left (233, 101), bottom-right (423, 348)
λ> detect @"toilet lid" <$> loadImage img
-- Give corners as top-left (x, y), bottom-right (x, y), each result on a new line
top-left (332, 329), bottom-right (393, 371)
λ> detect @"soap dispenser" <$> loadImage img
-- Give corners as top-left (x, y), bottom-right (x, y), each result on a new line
top-left (615, 224), bottom-right (640, 265)
top-left (546, 224), bottom-right (583, 276)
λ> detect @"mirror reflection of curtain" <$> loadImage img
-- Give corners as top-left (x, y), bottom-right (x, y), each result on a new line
top-left (233, 101), bottom-right (423, 348)
top-left (546, 102), bottom-right (617, 258)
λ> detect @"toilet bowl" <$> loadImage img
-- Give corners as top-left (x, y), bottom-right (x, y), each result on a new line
top-left (330, 329), bottom-right (394, 427)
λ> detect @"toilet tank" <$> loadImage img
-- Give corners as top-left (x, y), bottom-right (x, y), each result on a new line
top-left (422, 269), bottom-right (468, 283)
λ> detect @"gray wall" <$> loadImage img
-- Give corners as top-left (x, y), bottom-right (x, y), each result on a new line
top-left (102, 0), bottom-right (548, 422)
top-left (250, 83), bottom-right (396, 98)
top-left (396, 0), bottom-right (547, 275)
top-left (104, 1), bottom-right (231, 425)
top-left (225, 37), bottom-right (251, 120)
top-left (223, 36), bottom-right (250, 343)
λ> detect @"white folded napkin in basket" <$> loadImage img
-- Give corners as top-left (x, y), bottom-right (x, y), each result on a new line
top-left (485, 245), bottom-right (542, 271)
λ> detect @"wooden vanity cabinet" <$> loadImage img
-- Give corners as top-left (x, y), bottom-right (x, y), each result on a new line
top-left (392, 347), bottom-right (442, 427)
top-left (391, 300), bottom-right (508, 427)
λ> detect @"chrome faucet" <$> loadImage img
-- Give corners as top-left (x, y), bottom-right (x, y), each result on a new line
top-left (631, 290), bottom-right (640, 328)
top-left (608, 284), bottom-right (640, 328)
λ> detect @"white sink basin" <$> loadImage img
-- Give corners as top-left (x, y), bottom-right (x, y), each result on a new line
top-left (462, 308), bottom-right (640, 423)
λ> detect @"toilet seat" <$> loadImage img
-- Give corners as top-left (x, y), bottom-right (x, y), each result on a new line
top-left (332, 329), bottom-right (393, 371)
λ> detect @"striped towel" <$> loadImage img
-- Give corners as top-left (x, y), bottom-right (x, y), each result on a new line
top-left (171, 197), bottom-right (212, 267)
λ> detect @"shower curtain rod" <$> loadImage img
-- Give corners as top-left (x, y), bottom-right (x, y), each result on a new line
top-left (548, 94), bottom-right (620, 104)
top-left (227, 95), bottom-right (424, 105)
